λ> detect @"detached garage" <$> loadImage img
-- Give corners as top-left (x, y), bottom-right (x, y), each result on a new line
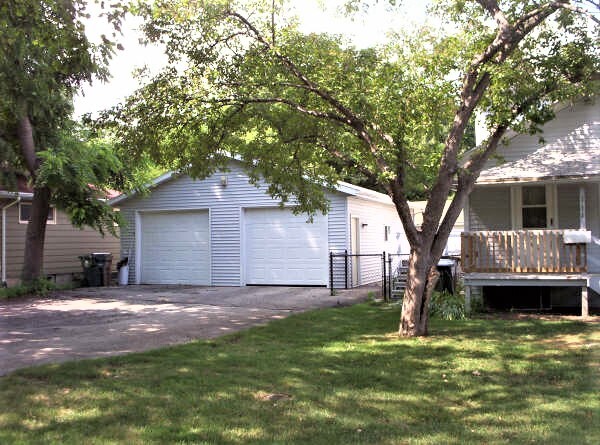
top-left (111, 162), bottom-right (407, 287)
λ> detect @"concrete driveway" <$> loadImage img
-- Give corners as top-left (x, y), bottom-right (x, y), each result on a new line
top-left (0, 285), bottom-right (372, 376)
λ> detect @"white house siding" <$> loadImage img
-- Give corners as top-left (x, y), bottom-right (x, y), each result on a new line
top-left (327, 192), bottom-right (348, 253)
top-left (327, 193), bottom-right (349, 289)
top-left (467, 182), bottom-right (600, 275)
top-left (118, 164), bottom-right (349, 286)
top-left (479, 101), bottom-right (600, 181)
top-left (347, 196), bottom-right (408, 285)
top-left (468, 186), bottom-right (511, 231)
top-left (557, 184), bottom-right (581, 229)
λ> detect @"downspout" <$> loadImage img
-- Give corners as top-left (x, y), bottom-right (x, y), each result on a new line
top-left (2, 197), bottom-right (21, 286)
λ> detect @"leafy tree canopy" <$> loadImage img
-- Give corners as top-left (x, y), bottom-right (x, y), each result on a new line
top-left (0, 0), bottom-right (137, 234)
top-left (102, 0), bottom-right (599, 336)
top-left (104, 0), bottom-right (597, 207)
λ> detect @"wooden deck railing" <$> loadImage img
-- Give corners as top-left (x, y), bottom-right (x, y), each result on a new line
top-left (461, 230), bottom-right (587, 273)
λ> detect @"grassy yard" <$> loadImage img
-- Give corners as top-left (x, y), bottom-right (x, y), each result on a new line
top-left (1, 304), bottom-right (598, 445)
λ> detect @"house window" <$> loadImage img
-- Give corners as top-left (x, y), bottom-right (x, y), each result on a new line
top-left (19, 203), bottom-right (56, 224)
top-left (511, 184), bottom-right (556, 229)
top-left (384, 225), bottom-right (391, 241)
top-left (521, 185), bottom-right (547, 228)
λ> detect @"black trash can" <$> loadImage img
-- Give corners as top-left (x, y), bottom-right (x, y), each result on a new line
top-left (79, 255), bottom-right (102, 287)
top-left (436, 258), bottom-right (457, 294)
top-left (91, 253), bottom-right (113, 287)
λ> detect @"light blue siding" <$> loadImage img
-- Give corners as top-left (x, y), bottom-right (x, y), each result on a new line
top-left (468, 186), bottom-right (511, 231)
top-left (118, 164), bottom-right (351, 286)
top-left (557, 184), bottom-right (581, 229)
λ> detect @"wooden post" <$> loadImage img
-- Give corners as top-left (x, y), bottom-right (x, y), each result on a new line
top-left (581, 286), bottom-right (589, 318)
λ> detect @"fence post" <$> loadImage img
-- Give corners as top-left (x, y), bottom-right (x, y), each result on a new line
top-left (382, 251), bottom-right (387, 302)
top-left (388, 253), bottom-right (393, 301)
top-left (344, 249), bottom-right (349, 289)
top-left (329, 251), bottom-right (334, 296)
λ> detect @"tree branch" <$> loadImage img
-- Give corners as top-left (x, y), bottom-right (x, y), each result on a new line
top-left (392, 185), bottom-right (420, 247)
top-left (227, 11), bottom-right (362, 124)
top-left (429, 123), bottom-right (509, 261)
top-left (421, 0), bottom-right (572, 245)
top-left (561, 2), bottom-right (600, 24)
top-left (326, 144), bottom-right (380, 184)
top-left (226, 9), bottom-right (391, 175)
top-left (17, 115), bottom-right (38, 176)
top-left (473, 1), bottom-right (568, 68)
top-left (211, 96), bottom-right (352, 125)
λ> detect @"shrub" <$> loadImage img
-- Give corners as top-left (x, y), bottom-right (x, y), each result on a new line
top-left (429, 290), bottom-right (467, 320)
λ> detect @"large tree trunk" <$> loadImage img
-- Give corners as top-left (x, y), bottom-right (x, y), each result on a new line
top-left (399, 248), bottom-right (440, 337)
top-left (17, 113), bottom-right (52, 284)
top-left (21, 186), bottom-right (51, 284)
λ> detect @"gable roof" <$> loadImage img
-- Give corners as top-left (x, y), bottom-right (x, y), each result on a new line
top-left (109, 168), bottom-right (397, 207)
top-left (476, 100), bottom-right (600, 184)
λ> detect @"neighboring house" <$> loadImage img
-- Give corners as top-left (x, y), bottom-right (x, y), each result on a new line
top-left (410, 199), bottom-right (464, 256)
top-left (462, 99), bottom-right (600, 315)
top-left (0, 178), bottom-right (120, 286)
top-left (110, 161), bottom-right (410, 287)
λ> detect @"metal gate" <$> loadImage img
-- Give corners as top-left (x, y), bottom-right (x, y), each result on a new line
top-left (329, 251), bottom-right (410, 301)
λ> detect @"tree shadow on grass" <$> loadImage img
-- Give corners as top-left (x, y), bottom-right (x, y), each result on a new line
top-left (0, 305), bottom-right (598, 444)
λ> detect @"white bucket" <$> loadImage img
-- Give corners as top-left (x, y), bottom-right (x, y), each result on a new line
top-left (118, 265), bottom-right (129, 286)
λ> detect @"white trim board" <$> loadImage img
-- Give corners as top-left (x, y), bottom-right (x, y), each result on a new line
top-left (464, 273), bottom-right (587, 287)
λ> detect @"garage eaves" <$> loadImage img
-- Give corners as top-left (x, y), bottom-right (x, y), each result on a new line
top-left (108, 171), bottom-right (394, 207)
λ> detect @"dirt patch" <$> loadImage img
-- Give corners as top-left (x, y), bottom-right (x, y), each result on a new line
top-left (255, 391), bottom-right (293, 402)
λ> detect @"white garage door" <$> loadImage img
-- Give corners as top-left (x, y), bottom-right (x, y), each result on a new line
top-left (140, 211), bottom-right (210, 285)
top-left (244, 208), bottom-right (328, 285)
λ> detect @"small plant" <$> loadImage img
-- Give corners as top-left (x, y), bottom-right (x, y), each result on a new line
top-left (429, 290), bottom-right (467, 320)
top-left (29, 277), bottom-right (57, 295)
top-left (0, 278), bottom-right (57, 299)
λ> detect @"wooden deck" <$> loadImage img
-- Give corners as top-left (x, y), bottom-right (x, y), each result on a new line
top-left (461, 230), bottom-right (587, 274)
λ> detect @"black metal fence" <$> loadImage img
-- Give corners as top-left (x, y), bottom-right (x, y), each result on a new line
top-left (329, 251), bottom-right (460, 301)
top-left (329, 251), bottom-right (411, 301)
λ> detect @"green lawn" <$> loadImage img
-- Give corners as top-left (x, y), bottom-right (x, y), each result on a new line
top-left (1, 304), bottom-right (598, 445)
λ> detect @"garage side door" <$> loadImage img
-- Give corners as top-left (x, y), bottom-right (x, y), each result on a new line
top-left (244, 208), bottom-right (328, 285)
top-left (140, 211), bottom-right (210, 285)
